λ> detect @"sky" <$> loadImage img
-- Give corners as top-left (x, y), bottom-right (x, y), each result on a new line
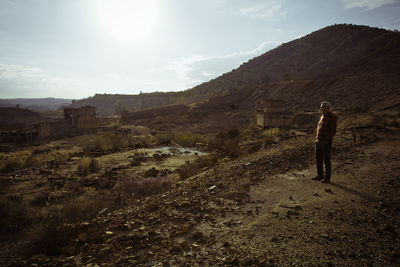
top-left (0, 0), bottom-right (399, 99)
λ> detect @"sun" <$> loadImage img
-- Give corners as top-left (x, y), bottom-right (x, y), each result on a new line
top-left (96, 0), bottom-right (158, 43)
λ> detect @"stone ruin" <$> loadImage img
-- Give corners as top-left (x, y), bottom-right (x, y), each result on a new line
top-left (0, 106), bottom-right (97, 145)
top-left (256, 100), bottom-right (291, 128)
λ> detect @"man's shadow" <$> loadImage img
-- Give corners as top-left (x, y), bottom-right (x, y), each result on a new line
top-left (330, 182), bottom-right (378, 202)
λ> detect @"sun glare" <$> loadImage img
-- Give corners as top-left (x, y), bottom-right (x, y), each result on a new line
top-left (96, 0), bottom-right (158, 43)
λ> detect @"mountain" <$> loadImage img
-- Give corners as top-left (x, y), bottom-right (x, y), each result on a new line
top-left (188, 24), bottom-right (400, 112)
top-left (0, 98), bottom-right (72, 111)
top-left (71, 24), bottom-right (400, 121)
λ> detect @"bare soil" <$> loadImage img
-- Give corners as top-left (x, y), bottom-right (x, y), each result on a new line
top-left (1, 127), bottom-right (400, 266)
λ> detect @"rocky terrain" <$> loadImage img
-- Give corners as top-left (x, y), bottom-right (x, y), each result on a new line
top-left (1, 117), bottom-right (399, 266)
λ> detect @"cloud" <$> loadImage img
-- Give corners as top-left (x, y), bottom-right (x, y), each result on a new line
top-left (165, 41), bottom-right (281, 89)
top-left (238, 1), bottom-right (287, 19)
top-left (0, 64), bottom-right (89, 98)
top-left (341, 0), bottom-right (395, 10)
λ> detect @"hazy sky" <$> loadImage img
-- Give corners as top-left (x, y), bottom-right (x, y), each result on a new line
top-left (0, 0), bottom-right (399, 99)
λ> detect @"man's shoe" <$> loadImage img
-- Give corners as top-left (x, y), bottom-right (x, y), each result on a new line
top-left (322, 179), bottom-right (330, 184)
top-left (312, 176), bottom-right (323, 181)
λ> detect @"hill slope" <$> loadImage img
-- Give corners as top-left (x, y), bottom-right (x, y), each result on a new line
top-left (71, 24), bottom-right (400, 121)
top-left (188, 24), bottom-right (400, 112)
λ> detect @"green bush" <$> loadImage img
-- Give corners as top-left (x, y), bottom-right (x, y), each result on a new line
top-left (174, 131), bottom-right (204, 147)
top-left (155, 132), bottom-right (174, 145)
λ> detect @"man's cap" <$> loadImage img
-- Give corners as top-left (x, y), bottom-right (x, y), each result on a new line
top-left (320, 101), bottom-right (332, 109)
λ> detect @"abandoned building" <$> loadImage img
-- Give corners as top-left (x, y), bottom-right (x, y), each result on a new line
top-left (256, 100), bottom-right (292, 128)
top-left (64, 105), bottom-right (97, 135)
top-left (0, 127), bottom-right (38, 145)
top-left (37, 120), bottom-right (68, 139)
top-left (0, 106), bottom-right (97, 145)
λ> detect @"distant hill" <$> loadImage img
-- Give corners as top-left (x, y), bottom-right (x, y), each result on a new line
top-left (0, 107), bottom-right (43, 128)
top-left (68, 92), bottom-right (184, 116)
top-left (0, 98), bottom-right (72, 111)
top-left (71, 24), bottom-right (400, 128)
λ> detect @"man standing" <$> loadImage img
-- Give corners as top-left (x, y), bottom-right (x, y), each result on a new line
top-left (312, 101), bottom-right (337, 183)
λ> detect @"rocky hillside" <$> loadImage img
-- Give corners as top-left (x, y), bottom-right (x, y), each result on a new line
top-left (188, 24), bottom-right (400, 112)
top-left (71, 24), bottom-right (400, 120)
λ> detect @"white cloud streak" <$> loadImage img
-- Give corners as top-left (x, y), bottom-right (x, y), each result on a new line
top-left (341, 0), bottom-right (395, 10)
top-left (165, 41), bottom-right (281, 89)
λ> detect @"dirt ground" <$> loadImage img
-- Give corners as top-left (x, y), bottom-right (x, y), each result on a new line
top-left (1, 127), bottom-right (400, 266)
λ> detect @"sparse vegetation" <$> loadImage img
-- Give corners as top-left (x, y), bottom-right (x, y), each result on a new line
top-left (178, 155), bottom-right (218, 180)
top-left (78, 156), bottom-right (98, 176)
top-left (120, 176), bottom-right (171, 199)
top-left (174, 131), bottom-right (203, 147)
top-left (80, 131), bottom-right (150, 153)
top-left (211, 128), bottom-right (241, 158)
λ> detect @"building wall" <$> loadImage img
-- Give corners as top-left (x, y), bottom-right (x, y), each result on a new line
top-left (257, 113), bottom-right (292, 128)
top-left (38, 121), bottom-right (68, 138)
top-left (64, 106), bottom-right (97, 135)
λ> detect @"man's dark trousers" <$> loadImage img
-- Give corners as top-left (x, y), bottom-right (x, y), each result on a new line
top-left (316, 139), bottom-right (332, 179)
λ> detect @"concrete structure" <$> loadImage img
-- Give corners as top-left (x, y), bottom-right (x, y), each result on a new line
top-left (256, 100), bottom-right (291, 128)
top-left (64, 106), bottom-right (97, 135)
top-left (0, 129), bottom-right (38, 145)
top-left (0, 106), bottom-right (97, 145)
top-left (38, 120), bottom-right (68, 139)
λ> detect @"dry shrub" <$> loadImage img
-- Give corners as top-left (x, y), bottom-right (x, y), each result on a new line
top-left (28, 207), bottom-right (76, 256)
top-left (78, 157), bottom-right (98, 176)
top-left (28, 196), bottom-right (113, 256)
top-left (178, 155), bottom-right (218, 180)
top-left (61, 197), bottom-right (108, 223)
top-left (154, 132), bottom-right (174, 145)
top-left (174, 131), bottom-right (206, 147)
top-left (0, 151), bottom-right (30, 173)
top-left (120, 176), bottom-right (171, 199)
top-left (211, 129), bottom-right (241, 158)
top-left (241, 125), bottom-right (262, 140)
top-left (82, 132), bottom-right (145, 153)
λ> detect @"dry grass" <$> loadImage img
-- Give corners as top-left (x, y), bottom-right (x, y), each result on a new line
top-left (78, 156), bottom-right (98, 176)
top-left (0, 148), bottom-right (73, 174)
top-left (120, 176), bottom-right (172, 200)
top-left (178, 155), bottom-right (218, 180)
